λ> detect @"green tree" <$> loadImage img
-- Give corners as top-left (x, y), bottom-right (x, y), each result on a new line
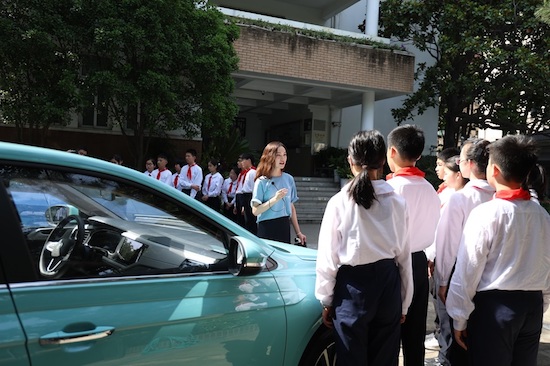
top-left (81, 0), bottom-right (240, 168)
top-left (0, 0), bottom-right (82, 145)
top-left (536, 1), bottom-right (550, 24)
top-left (380, 0), bottom-right (550, 148)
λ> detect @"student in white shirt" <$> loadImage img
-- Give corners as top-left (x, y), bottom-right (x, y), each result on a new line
top-left (434, 138), bottom-right (495, 365)
top-left (386, 125), bottom-right (440, 366)
top-left (201, 159), bottom-right (223, 212)
top-left (180, 149), bottom-right (203, 198)
top-left (171, 158), bottom-right (184, 190)
top-left (151, 154), bottom-right (172, 185)
top-left (316, 130), bottom-right (413, 365)
top-left (236, 153), bottom-right (256, 234)
top-left (447, 135), bottom-right (550, 366)
top-left (143, 157), bottom-right (156, 177)
top-left (222, 167), bottom-right (239, 222)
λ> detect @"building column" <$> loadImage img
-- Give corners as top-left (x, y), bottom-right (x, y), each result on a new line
top-left (361, 91), bottom-right (375, 131)
top-left (365, 0), bottom-right (380, 36)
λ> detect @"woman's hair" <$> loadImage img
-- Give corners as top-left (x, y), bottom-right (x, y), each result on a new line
top-left (255, 141), bottom-right (286, 180)
top-left (347, 130), bottom-right (386, 209)
top-left (463, 138), bottom-right (490, 177)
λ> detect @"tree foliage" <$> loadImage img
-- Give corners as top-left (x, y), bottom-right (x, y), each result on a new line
top-left (0, 0), bottom-right (82, 145)
top-left (0, 0), bottom-right (240, 167)
top-left (536, 1), bottom-right (550, 24)
top-left (81, 0), bottom-right (240, 167)
top-left (380, 0), bottom-right (550, 148)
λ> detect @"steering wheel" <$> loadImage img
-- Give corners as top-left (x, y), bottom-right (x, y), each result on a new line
top-left (39, 215), bottom-right (85, 278)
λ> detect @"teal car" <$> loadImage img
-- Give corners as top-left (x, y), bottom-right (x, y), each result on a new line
top-left (0, 142), bottom-right (334, 366)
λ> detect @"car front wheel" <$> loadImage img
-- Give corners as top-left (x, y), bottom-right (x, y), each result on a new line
top-left (299, 327), bottom-right (336, 366)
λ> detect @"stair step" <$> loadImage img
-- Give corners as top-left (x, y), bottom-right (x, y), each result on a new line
top-left (293, 176), bottom-right (341, 224)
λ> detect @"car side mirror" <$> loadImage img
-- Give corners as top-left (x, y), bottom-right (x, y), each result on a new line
top-left (45, 205), bottom-right (79, 225)
top-left (228, 236), bottom-right (269, 276)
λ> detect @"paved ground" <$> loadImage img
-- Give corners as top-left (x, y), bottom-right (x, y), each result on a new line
top-left (295, 223), bottom-right (550, 365)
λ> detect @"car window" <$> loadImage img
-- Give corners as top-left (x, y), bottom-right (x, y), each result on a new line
top-left (1, 164), bottom-right (229, 281)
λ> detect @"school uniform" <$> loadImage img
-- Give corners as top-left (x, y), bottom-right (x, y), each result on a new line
top-left (315, 180), bottom-right (413, 365)
top-left (233, 169), bottom-right (248, 227)
top-left (386, 167), bottom-right (440, 366)
top-left (143, 170), bottom-right (154, 178)
top-left (151, 168), bottom-right (172, 186)
top-left (447, 189), bottom-right (550, 366)
top-left (180, 164), bottom-right (203, 198)
top-left (434, 178), bottom-right (495, 365)
top-left (251, 173), bottom-right (298, 243)
top-left (171, 172), bottom-right (182, 189)
top-left (240, 168), bottom-right (257, 234)
top-left (221, 177), bottom-right (238, 221)
top-left (201, 172), bottom-right (223, 212)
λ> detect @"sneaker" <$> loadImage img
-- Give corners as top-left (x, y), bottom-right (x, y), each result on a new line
top-left (424, 333), bottom-right (440, 350)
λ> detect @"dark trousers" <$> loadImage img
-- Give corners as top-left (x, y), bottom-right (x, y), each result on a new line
top-left (222, 198), bottom-right (237, 223)
top-left (333, 260), bottom-right (402, 366)
top-left (257, 216), bottom-right (290, 243)
top-left (401, 251), bottom-right (429, 366)
top-left (467, 290), bottom-right (543, 366)
top-left (241, 192), bottom-right (257, 235)
top-left (234, 194), bottom-right (245, 227)
top-left (204, 196), bottom-right (220, 212)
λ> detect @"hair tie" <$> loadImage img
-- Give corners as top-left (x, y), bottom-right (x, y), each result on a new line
top-left (361, 164), bottom-right (368, 169)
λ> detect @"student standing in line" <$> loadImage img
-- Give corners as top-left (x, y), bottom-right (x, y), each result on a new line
top-left (143, 157), bottom-right (156, 177)
top-left (222, 166), bottom-right (240, 222)
top-left (201, 159), bottom-right (224, 212)
top-left (152, 154), bottom-right (173, 185)
top-left (425, 147), bottom-right (461, 353)
top-left (315, 130), bottom-right (413, 365)
top-left (233, 157), bottom-right (247, 228)
top-left (171, 158), bottom-right (184, 190)
top-left (386, 125), bottom-right (440, 366)
top-left (180, 149), bottom-right (203, 198)
top-left (251, 141), bottom-right (307, 245)
top-left (435, 148), bottom-right (461, 205)
top-left (427, 153), bottom-right (470, 363)
top-left (236, 153), bottom-right (257, 234)
top-left (434, 138), bottom-right (495, 365)
top-left (447, 135), bottom-right (550, 366)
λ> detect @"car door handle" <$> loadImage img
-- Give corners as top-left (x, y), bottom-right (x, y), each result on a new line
top-left (39, 326), bottom-right (115, 345)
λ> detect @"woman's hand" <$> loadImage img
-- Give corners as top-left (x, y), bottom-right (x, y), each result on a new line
top-left (274, 188), bottom-right (288, 200)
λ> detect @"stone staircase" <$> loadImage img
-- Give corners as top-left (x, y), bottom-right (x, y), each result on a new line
top-left (293, 177), bottom-right (341, 223)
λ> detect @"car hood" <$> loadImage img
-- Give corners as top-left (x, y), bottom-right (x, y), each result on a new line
top-left (263, 239), bottom-right (317, 261)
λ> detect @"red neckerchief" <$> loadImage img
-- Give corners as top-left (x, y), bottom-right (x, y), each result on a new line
top-left (173, 173), bottom-right (179, 187)
top-left (386, 167), bottom-right (426, 180)
top-left (186, 164), bottom-right (195, 179)
top-left (494, 188), bottom-right (531, 201)
top-left (207, 175), bottom-right (212, 190)
top-left (156, 167), bottom-right (167, 180)
top-left (437, 182), bottom-right (447, 194)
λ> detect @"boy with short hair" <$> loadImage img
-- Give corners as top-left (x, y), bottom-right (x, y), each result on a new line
top-left (180, 149), bottom-right (203, 198)
top-left (152, 154), bottom-right (172, 185)
top-left (447, 135), bottom-right (550, 366)
top-left (386, 125), bottom-right (441, 366)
